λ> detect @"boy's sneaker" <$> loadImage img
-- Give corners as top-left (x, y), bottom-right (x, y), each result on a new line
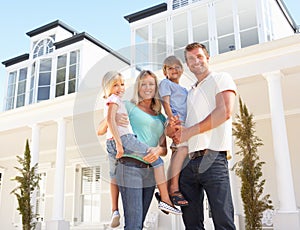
top-left (110, 210), bottom-right (120, 228)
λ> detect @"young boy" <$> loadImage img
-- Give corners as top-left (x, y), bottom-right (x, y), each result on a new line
top-left (159, 56), bottom-right (189, 206)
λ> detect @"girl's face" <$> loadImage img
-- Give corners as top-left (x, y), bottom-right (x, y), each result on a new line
top-left (138, 74), bottom-right (156, 100)
top-left (109, 79), bottom-right (125, 98)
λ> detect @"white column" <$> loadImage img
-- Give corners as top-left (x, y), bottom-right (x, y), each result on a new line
top-left (53, 118), bottom-right (66, 220)
top-left (264, 71), bottom-right (300, 229)
top-left (30, 124), bottom-right (40, 221)
top-left (30, 124), bottom-right (40, 167)
top-left (46, 118), bottom-right (69, 230)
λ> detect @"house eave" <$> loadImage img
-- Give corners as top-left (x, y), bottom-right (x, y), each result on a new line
top-left (124, 3), bottom-right (167, 23)
top-left (2, 53), bottom-right (29, 67)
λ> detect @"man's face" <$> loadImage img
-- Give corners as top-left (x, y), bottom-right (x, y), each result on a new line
top-left (185, 48), bottom-right (210, 75)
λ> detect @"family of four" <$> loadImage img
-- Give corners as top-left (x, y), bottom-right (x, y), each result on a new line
top-left (98, 42), bottom-right (237, 230)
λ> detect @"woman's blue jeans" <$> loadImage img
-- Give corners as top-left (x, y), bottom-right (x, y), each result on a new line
top-left (116, 160), bottom-right (156, 230)
top-left (179, 150), bottom-right (236, 230)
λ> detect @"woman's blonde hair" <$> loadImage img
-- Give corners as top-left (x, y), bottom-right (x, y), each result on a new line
top-left (102, 71), bottom-right (122, 98)
top-left (131, 70), bottom-right (161, 115)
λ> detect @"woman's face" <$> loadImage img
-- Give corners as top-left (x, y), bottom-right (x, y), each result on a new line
top-left (138, 74), bottom-right (156, 100)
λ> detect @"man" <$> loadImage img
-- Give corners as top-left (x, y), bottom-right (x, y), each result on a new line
top-left (172, 42), bottom-right (236, 229)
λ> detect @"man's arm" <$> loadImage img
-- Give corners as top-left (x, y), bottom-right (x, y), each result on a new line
top-left (174, 90), bottom-right (236, 143)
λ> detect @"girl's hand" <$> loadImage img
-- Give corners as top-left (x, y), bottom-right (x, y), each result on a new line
top-left (116, 143), bottom-right (124, 159)
top-left (143, 146), bottom-right (164, 163)
top-left (115, 113), bottom-right (129, 127)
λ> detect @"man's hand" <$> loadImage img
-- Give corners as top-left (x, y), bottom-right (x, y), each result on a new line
top-left (173, 126), bottom-right (190, 144)
top-left (165, 115), bottom-right (181, 138)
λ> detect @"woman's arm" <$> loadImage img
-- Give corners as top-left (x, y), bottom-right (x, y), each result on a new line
top-left (97, 117), bottom-right (108, 136)
top-left (107, 103), bottom-right (124, 158)
top-left (97, 113), bottom-right (129, 136)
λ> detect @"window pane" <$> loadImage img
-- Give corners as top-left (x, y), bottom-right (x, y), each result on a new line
top-left (70, 51), bottom-right (78, 65)
top-left (7, 84), bottom-right (16, 97)
top-left (56, 83), bottom-right (65, 97)
top-left (19, 68), bottom-right (27, 81)
top-left (40, 59), bottom-right (52, 72)
top-left (38, 72), bottom-right (51, 86)
top-left (37, 87), bottom-right (50, 100)
top-left (57, 55), bottom-right (67, 69)
top-left (69, 65), bottom-right (76, 80)
top-left (173, 13), bottom-right (188, 50)
top-left (16, 95), bottom-right (25, 108)
top-left (17, 81), bottom-right (26, 94)
top-left (56, 69), bottom-right (66, 83)
top-left (5, 97), bottom-right (14, 110)
top-left (8, 71), bottom-right (17, 84)
top-left (68, 80), bottom-right (76, 94)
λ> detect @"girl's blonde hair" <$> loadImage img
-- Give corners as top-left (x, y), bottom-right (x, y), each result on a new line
top-left (131, 70), bottom-right (161, 115)
top-left (102, 71), bottom-right (122, 98)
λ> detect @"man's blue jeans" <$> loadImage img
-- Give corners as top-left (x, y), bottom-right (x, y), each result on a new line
top-left (116, 160), bottom-right (156, 230)
top-left (180, 150), bottom-right (236, 230)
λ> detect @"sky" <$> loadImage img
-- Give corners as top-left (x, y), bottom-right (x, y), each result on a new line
top-left (0, 0), bottom-right (299, 111)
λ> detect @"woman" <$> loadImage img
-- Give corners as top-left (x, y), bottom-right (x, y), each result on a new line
top-left (98, 70), bottom-right (170, 229)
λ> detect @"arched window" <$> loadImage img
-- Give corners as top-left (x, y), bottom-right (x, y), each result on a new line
top-left (32, 36), bottom-right (55, 59)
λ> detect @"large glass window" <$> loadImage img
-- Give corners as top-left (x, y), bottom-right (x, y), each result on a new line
top-left (37, 59), bottom-right (52, 101)
top-left (237, 0), bottom-right (258, 48)
top-left (16, 68), bottom-right (27, 108)
top-left (68, 50), bottom-right (79, 94)
top-left (5, 71), bottom-right (17, 110)
top-left (81, 166), bottom-right (101, 223)
top-left (135, 26), bottom-right (150, 68)
top-left (56, 55), bottom-right (67, 97)
top-left (215, 0), bottom-right (235, 54)
top-left (152, 19), bottom-right (167, 70)
top-left (55, 50), bottom-right (79, 97)
top-left (173, 12), bottom-right (188, 62)
top-left (191, 5), bottom-right (209, 53)
top-left (29, 62), bottom-right (36, 104)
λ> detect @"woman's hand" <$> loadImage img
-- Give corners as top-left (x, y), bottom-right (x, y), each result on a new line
top-left (115, 113), bottom-right (129, 127)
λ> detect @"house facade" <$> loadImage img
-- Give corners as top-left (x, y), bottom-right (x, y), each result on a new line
top-left (0, 0), bottom-right (299, 229)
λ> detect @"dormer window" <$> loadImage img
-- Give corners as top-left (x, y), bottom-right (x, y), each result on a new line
top-left (33, 36), bottom-right (55, 59)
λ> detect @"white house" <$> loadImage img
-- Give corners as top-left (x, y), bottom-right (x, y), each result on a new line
top-left (1, 0), bottom-right (299, 229)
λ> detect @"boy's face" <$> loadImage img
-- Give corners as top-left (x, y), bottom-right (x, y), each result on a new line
top-left (164, 64), bottom-right (183, 83)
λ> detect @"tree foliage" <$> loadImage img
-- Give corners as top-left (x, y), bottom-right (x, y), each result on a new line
top-left (232, 97), bottom-right (273, 230)
top-left (11, 139), bottom-right (40, 230)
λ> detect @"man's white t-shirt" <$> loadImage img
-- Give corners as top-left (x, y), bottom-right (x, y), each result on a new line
top-left (185, 72), bottom-right (237, 154)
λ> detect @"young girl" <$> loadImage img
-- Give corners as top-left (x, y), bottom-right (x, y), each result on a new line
top-left (159, 56), bottom-right (189, 206)
top-left (102, 71), bottom-right (182, 219)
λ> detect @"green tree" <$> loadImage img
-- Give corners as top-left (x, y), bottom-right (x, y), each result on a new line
top-left (11, 139), bottom-right (40, 230)
top-left (232, 97), bottom-right (273, 230)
